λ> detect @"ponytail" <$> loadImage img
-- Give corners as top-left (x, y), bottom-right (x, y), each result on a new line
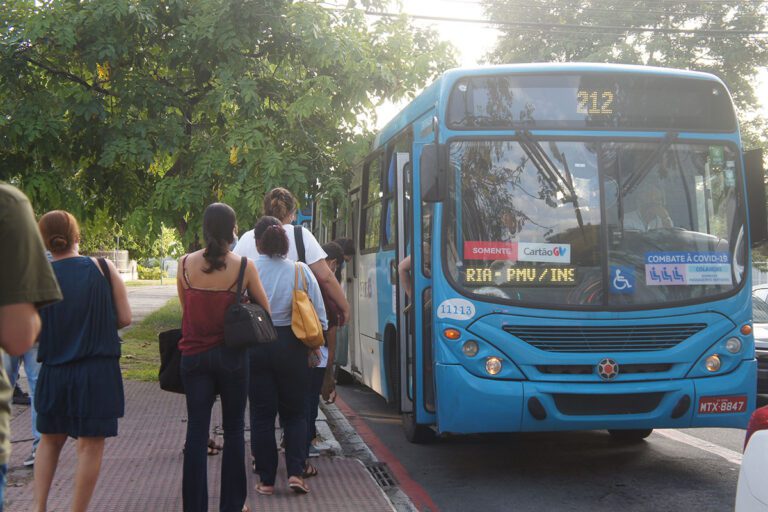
top-left (201, 202), bottom-right (237, 273)
top-left (202, 238), bottom-right (228, 273)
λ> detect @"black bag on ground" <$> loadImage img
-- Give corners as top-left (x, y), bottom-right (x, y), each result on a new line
top-left (224, 257), bottom-right (278, 349)
top-left (158, 328), bottom-right (184, 394)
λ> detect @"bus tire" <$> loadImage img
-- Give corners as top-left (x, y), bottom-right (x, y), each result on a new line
top-left (608, 429), bottom-right (653, 443)
top-left (335, 367), bottom-right (354, 385)
top-left (402, 412), bottom-right (434, 444)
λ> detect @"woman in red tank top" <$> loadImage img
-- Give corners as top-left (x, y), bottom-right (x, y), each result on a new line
top-left (176, 203), bottom-right (269, 512)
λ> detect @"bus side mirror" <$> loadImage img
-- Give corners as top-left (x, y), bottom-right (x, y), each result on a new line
top-left (745, 149), bottom-right (768, 247)
top-left (420, 144), bottom-right (446, 203)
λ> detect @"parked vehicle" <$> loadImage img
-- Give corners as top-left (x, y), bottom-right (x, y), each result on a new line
top-left (736, 405), bottom-right (768, 511)
top-left (753, 287), bottom-right (768, 394)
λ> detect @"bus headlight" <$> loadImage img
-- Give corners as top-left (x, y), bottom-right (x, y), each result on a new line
top-left (705, 354), bottom-right (721, 372)
top-left (462, 341), bottom-right (479, 357)
top-left (725, 337), bottom-right (742, 354)
top-left (485, 357), bottom-right (503, 375)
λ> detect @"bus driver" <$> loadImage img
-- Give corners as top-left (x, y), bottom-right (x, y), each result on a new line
top-left (623, 184), bottom-right (673, 231)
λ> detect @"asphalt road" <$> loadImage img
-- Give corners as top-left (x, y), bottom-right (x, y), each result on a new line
top-left (123, 284), bottom-right (177, 325)
top-left (337, 384), bottom-right (767, 512)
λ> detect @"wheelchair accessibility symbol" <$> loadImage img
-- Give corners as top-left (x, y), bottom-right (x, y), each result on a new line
top-left (610, 266), bottom-right (635, 294)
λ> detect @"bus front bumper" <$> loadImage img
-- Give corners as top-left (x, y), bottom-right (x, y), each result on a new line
top-left (434, 360), bottom-right (756, 434)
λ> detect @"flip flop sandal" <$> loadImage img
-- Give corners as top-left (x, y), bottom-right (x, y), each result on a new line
top-left (255, 483), bottom-right (274, 496)
top-left (288, 477), bottom-right (310, 494)
top-left (207, 439), bottom-right (222, 456)
top-left (303, 463), bottom-right (318, 478)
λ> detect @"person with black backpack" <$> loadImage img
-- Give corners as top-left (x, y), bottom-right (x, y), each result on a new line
top-left (176, 203), bottom-right (269, 512)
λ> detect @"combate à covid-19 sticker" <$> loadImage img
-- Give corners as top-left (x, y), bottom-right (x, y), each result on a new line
top-left (644, 252), bottom-right (731, 286)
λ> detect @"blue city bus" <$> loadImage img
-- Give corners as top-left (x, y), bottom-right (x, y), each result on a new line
top-left (294, 204), bottom-right (314, 230)
top-left (338, 63), bottom-right (768, 443)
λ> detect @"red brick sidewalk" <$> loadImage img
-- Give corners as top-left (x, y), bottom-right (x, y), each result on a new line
top-left (5, 381), bottom-right (393, 511)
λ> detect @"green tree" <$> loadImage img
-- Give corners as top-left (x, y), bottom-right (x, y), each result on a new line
top-left (1, 0), bottom-right (456, 248)
top-left (482, 0), bottom-right (768, 147)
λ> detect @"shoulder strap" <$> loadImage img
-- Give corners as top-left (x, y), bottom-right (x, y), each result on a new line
top-left (97, 258), bottom-right (112, 293)
top-left (294, 225), bottom-right (306, 264)
top-left (294, 262), bottom-right (308, 292)
top-left (181, 255), bottom-right (192, 288)
top-left (235, 256), bottom-right (247, 298)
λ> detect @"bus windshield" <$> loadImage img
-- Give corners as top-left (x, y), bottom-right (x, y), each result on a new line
top-left (445, 139), bottom-right (746, 308)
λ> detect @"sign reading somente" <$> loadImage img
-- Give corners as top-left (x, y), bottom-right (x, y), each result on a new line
top-left (463, 242), bottom-right (571, 264)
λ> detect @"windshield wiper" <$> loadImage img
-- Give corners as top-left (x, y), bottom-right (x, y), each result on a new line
top-left (620, 131), bottom-right (679, 197)
top-left (518, 131), bottom-right (585, 232)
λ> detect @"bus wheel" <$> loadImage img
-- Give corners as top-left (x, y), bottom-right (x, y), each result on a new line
top-left (608, 429), bottom-right (653, 443)
top-left (335, 367), bottom-right (354, 385)
top-left (402, 412), bottom-right (435, 444)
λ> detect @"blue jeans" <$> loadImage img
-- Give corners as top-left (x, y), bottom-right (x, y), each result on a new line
top-left (0, 463), bottom-right (6, 512)
top-left (306, 366), bottom-right (326, 452)
top-left (249, 327), bottom-right (308, 485)
top-left (4, 347), bottom-right (40, 448)
top-left (181, 344), bottom-right (248, 512)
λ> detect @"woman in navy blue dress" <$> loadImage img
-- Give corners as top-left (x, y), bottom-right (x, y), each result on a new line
top-left (33, 210), bottom-right (131, 512)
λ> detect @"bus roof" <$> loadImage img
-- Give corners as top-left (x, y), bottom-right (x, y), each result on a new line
top-left (373, 63), bottom-right (728, 150)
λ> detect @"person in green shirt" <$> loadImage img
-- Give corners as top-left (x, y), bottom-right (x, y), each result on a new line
top-left (0, 183), bottom-right (61, 510)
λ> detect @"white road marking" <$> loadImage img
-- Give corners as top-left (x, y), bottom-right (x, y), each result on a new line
top-left (655, 429), bottom-right (743, 466)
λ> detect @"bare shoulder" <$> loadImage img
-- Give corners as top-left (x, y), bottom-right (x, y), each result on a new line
top-left (227, 252), bottom-right (247, 267)
top-left (181, 250), bottom-right (204, 265)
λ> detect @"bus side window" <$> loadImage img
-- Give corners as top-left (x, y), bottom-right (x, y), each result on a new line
top-left (383, 153), bottom-right (397, 248)
top-left (361, 155), bottom-right (383, 252)
top-left (422, 202), bottom-right (433, 277)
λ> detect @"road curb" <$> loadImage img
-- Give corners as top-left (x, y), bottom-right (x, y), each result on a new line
top-left (321, 402), bottom-right (418, 512)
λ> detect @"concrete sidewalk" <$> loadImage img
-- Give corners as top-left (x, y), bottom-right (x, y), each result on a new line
top-left (5, 381), bottom-right (394, 511)
top-left (5, 285), bottom-right (394, 511)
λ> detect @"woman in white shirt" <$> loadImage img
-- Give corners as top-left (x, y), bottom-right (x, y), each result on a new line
top-left (233, 188), bottom-right (349, 324)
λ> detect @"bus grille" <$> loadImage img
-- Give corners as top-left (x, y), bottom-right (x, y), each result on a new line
top-left (553, 392), bottom-right (664, 415)
top-left (503, 323), bottom-right (705, 352)
top-left (537, 363), bottom-right (673, 375)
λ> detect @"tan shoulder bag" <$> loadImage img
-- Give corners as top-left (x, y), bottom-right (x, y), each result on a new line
top-left (291, 263), bottom-right (325, 349)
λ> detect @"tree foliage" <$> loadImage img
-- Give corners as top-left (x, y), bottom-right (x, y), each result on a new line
top-left (482, 0), bottom-right (768, 147)
top-left (1, 0), bottom-right (456, 251)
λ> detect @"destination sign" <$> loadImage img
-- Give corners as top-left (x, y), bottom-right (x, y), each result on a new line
top-left (447, 73), bottom-right (736, 131)
top-left (463, 266), bottom-right (577, 287)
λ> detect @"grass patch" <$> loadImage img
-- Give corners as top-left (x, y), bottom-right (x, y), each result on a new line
top-left (120, 298), bottom-right (181, 381)
top-left (124, 280), bottom-right (175, 287)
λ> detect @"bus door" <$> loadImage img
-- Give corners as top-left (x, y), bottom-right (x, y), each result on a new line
top-left (401, 135), bottom-right (438, 441)
top-left (394, 152), bottom-right (413, 412)
top-left (342, 188), bottom-right (361, 375)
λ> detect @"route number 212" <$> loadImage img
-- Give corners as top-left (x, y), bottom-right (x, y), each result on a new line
top-left (577, 90), bottom-right (614, 115)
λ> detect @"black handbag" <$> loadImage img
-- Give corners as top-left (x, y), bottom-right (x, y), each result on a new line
top-left (158, 328), bottom-right (184, 393)
top-left (224, 257), bottom-right (278, 349)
